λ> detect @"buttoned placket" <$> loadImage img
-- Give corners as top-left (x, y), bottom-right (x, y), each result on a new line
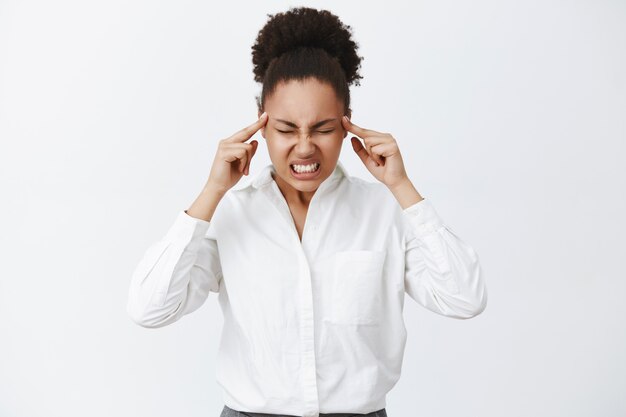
top-left (261, 179), bottom-right (331, 417)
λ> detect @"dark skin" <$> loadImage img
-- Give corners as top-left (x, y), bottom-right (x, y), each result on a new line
top-left (192, 77), bottom-right (424, 240)
top-left (257, 79), bottom-right (347, 241)
top-left (257, 80), bottom-right (423, 241)
top-left (291, 205), bottom-right (308, 242)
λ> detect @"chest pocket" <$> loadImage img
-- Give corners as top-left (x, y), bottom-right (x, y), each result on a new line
top-left (330, 250), bottom-right (386, 326)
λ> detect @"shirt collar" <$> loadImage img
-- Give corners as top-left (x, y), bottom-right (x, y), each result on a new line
top-left (250, 160), bottom-right (348, 190)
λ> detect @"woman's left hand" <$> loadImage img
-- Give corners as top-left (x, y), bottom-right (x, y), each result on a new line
top-left (341, 115), bottom-right (410, 189)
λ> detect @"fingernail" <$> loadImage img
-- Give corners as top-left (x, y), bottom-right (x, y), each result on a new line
top-left (260, 112), bottom-right (267, 118)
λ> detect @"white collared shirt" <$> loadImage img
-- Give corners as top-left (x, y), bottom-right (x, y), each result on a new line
top-left (126, 161), bottom-right (487, 417)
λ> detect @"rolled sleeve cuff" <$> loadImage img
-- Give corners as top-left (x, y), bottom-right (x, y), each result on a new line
top-left (163, 210), bottom-right (212, 244)
top-left (402, 199), bottom-right (451, 274)
top-left (402, 198), bottom-right (445, 236)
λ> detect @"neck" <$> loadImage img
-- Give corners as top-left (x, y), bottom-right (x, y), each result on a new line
top-left (272, 172), bottom-right (316, 208)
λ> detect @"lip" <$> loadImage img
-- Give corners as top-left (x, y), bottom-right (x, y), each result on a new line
top-left (289, 160), bottom-right (322, 180)
top-left (289, 159), bottom-right (320, 166)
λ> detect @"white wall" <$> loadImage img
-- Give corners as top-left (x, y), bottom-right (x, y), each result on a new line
top-left (1, 1), bottom-right (624, 416)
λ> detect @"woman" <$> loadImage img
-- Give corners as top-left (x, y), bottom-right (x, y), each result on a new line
top-left (126, 7), bottom-right (487, 417)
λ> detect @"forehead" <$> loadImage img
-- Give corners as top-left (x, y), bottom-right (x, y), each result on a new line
top-left (264, 78), bottom-right (343, 120)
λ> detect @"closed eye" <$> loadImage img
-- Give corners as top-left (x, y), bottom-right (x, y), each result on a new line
top-left (276, 129), bottom-right (335, 134)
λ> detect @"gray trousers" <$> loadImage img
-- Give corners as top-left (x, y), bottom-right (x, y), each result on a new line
top-left (220, 404), bottom-right (388, 417)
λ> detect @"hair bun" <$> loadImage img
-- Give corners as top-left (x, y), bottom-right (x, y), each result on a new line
top-left (252, 7), bottom-right (363, 86)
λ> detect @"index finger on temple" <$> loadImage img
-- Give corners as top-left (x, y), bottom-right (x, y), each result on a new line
top-left (342, 116), bottom-right (375, 138)
top-left (229, 112), bottom-right (268, 142)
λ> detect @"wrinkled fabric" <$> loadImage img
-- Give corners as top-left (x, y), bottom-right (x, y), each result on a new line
top-left (127, 161), bottom-right (487, 417)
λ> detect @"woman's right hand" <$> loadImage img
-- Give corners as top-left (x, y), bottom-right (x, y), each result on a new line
top-left (206, 112), bottom-right (268, 193)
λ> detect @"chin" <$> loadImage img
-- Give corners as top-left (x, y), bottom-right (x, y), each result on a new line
top-left (281, 165), bottom-right (328, 190)
top-left (294, 181), bottom-right (322, 191)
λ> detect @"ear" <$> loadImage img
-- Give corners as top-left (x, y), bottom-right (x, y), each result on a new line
top-left (258, 110), bottom-right (266, 139)
top-left (343, 110), bottom-right (352, 138)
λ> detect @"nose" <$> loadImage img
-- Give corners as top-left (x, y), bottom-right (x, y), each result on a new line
top-left (294, 133), bottom-right (316, 156)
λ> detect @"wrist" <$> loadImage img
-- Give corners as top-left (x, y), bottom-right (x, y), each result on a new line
top-left (388, 178), bottom-right (424, 210)
top-left (203, 180), bottom-right (229, 198)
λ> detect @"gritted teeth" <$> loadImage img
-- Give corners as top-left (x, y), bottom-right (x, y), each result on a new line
top-left (291, 163), bottom-right (320, 173)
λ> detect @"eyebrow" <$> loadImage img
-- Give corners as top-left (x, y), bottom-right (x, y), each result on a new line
top-left (273, 118), bottom-right (337, 129)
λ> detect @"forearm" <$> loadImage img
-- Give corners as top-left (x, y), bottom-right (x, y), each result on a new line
top-left (186, 182), bottom-right (227, 222)
top-left (388, 178), bottom-right (424, 210)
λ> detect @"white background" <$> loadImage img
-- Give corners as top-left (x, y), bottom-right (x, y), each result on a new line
top-left (1, 1), bottom-right (624, 416)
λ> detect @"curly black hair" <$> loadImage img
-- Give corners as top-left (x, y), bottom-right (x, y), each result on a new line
top-left (251, 7), bottom-right (364, 115)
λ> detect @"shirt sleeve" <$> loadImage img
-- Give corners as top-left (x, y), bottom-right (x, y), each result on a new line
top-left (126, 210), bottom-right (223, 328)
top-left (402, 199), bottom-right (487, 319)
